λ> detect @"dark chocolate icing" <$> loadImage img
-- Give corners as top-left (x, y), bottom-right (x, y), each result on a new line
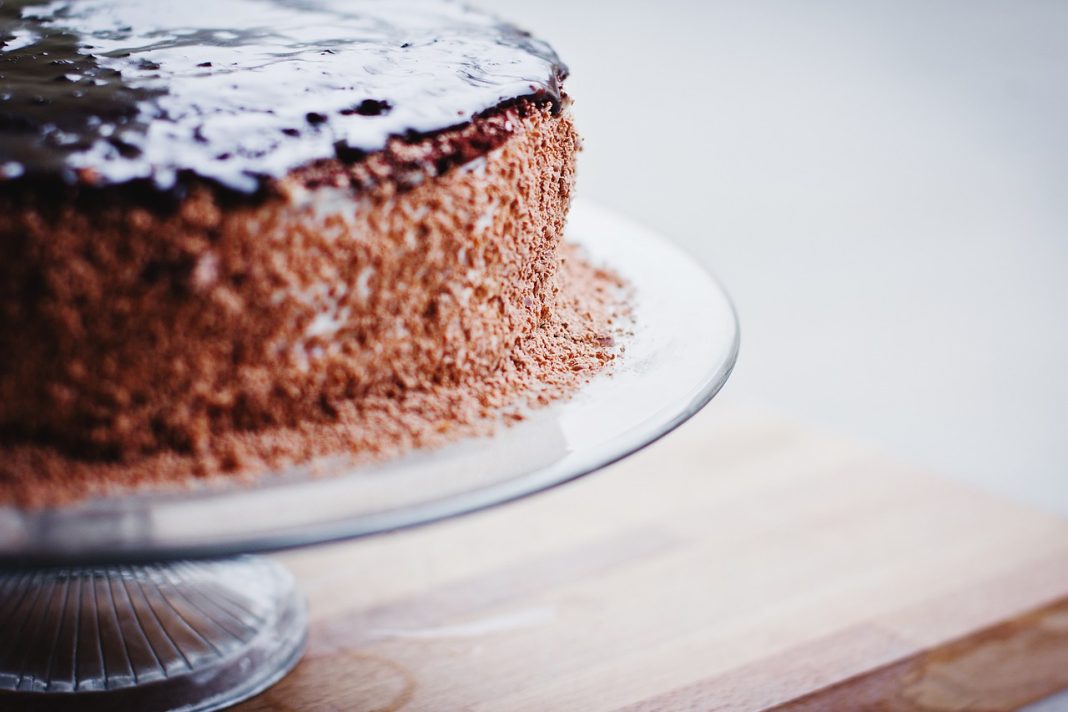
top-left (0, 0), bottom-right (566, 193)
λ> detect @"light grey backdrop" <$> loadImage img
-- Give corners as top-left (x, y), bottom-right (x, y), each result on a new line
top-left (492, 0), bottom-right (1068, 515)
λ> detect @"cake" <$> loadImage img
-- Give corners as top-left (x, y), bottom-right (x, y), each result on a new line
top-left (0, 0), bottom-right (627, 504)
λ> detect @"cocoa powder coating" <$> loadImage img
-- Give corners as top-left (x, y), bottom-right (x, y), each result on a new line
top-left (0, 103), bottom-right (632, 507)
top-left (0, 245), bottom-right (629, 507)
top-left (1, 103), bottom-right (579, 456)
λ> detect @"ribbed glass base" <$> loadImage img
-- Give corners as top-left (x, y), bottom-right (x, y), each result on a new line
top-left (0, 556), bottom-right (305, 711)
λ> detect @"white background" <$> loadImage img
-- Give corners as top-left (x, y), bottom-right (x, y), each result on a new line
top-left (494, 0), bottom-right (1068, 515)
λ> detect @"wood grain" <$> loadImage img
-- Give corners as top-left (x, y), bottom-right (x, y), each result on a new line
top-left (236, 404), bottom-right (1068, 711)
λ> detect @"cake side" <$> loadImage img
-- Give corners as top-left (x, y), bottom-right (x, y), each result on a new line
top-left (0, 100), bottom-right (579, 457)
top-left (0, 240), bottom-right (629, 508)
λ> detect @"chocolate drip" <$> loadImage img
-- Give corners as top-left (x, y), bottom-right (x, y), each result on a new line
top-left (0, 0), bottom-right (567, 194)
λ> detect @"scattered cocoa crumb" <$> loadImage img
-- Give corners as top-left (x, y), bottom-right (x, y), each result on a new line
top-left (0, 245), bottom-right (631, 508)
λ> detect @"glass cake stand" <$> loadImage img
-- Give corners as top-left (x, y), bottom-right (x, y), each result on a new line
top-left (0, 201), bottom-right (739, 711)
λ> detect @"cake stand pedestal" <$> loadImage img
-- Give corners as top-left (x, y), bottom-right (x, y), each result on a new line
top-left (0, 202), bottom-right (739, 711)
top-left (0, 558), bottom-right (305, 711)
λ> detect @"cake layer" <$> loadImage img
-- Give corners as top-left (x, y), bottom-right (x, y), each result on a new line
top-left (0, 101), bottom-right (579, 456)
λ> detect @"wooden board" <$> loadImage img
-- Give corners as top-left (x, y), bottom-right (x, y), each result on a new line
top-left (238, 402), bottom-right (1068, 711)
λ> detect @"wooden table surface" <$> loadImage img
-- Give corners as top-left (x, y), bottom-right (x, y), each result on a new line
top-left (238, 404), bottom-right (1068, 711)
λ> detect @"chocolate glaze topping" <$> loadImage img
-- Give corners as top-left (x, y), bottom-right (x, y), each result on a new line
top-left (0, 0), bottom-right (567, 194)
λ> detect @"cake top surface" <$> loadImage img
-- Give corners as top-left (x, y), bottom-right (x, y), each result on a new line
top-left (0, 0), bottom-right (566, 193)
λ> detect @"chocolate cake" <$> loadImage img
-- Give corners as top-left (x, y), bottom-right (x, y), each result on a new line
top-left (0, 0), bottom-right (628, 503)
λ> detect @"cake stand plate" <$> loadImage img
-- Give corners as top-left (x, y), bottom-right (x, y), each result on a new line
top-left (0, 201), bottom-right (739, 710)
